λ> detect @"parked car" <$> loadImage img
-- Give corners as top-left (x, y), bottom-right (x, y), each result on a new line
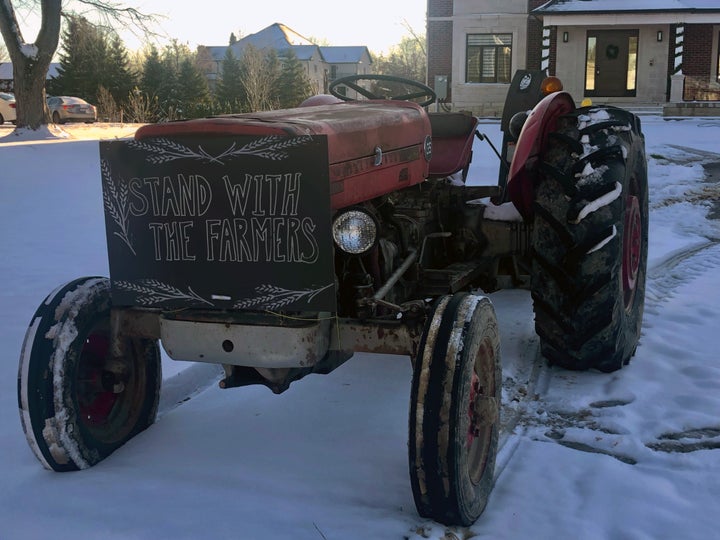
top-left (0, 92), bottom-right (17, 124)
top-left (47, 96), bottom-right (97, 124)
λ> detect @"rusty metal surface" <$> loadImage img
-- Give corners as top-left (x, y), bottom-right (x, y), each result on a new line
top-left (331, 319), bottom-right (424, 358)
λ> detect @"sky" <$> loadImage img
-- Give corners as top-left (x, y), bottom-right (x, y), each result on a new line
top-left (11, 0), bottom-right (428, 54)
top-left (0, 112), bottom-right (718, 539)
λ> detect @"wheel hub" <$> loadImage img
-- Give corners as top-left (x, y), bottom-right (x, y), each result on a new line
top-left (77, 334), bottom-right (120, 425)
top-left (468, 376), bottom-right (498, 443)
top-left (623, 194), bottom-right (641, 309)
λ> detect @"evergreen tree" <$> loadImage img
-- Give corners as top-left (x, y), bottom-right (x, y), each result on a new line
top-left (158, 52), bottom-right (180, 114)
top-left (177, 57), bottom-right (210, 110)
top-left (48, 16), bottom-right (106, 101)
top-left (140, 45), bottom-right (165, 100)
top-left (216, 47), bottom-right (244, 110)
top-left (277, 49), bottom-right (313, 108)
top-left (105, 36), bottom-right (137, 107)
top-left (229, 32), bottom-right (238, 45)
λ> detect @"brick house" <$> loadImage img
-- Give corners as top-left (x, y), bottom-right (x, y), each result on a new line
top-left (426, 0), bottom-right (720, 116)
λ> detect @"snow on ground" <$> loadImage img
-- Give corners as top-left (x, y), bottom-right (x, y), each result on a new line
top-left (0, 115), bottom-right (719, 539)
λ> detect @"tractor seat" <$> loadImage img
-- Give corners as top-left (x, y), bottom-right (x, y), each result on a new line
top-left (428, 112), bottom-right (479, 180)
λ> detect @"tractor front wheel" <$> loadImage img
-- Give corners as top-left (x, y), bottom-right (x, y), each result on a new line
top-left (409, 293), bottom-right (501, 526)
top-left (18, 277), bottom-right (161, 471)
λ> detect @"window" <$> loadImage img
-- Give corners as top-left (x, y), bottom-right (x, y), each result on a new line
top-left (717, 31), bottom-right (720, 82)
top-left (586, 37), bottom-right (597, 91)
top-left (627, 36), bottom-right (638, 91)
top-left (466, 34), bottom-right (512, 83)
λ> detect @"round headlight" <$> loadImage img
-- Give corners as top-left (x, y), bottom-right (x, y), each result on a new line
top-left (332, 209), bottom-right (378, 255)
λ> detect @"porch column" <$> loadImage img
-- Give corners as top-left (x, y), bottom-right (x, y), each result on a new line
top-left (670, 24), bottom-right (685, 102)
top-left (541, 26), bottom-right (551, 74)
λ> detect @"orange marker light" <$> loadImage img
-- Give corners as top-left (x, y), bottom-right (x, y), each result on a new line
top-left (540, 76), bottom-right (564, 95)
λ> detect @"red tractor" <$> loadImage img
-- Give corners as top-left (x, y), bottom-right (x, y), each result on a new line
top-left (18, 71), bottom-right (647, 526)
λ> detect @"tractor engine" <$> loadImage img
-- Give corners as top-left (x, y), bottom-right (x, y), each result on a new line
top-left (333, 180), bottom-right (497, 318)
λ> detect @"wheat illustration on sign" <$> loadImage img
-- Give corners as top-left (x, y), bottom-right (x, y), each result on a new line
top-left (127, 136), bottom-right (314, 165)
top-left (102, 160), bottom-right (136, 256)
top-left (115, 279), bottom-right (215, 306)
top-left (234, 283), bottom-right (334, 310)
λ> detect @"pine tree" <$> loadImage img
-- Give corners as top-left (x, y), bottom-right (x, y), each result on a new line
top-left (105, 36), bottom-right (137, 107)
top-left (216, 47), bottom-right (244, 111)
top-left (277, 49), bottom-right (313, 108)
top-left (48, 16), bottom-right (106, 101)
top-left (140, 45), bottom-right (165, 100)
top-left (177, 57), bottom-right (210, 112)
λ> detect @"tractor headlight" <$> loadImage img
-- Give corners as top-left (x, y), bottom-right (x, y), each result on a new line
top-left (332, 208), bottom-right (378, 255)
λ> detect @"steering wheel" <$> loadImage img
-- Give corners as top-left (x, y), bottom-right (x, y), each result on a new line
top-left (329, 74), bottom-right (437, 107)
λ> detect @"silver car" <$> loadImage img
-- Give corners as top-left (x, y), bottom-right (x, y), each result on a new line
top-left (0, 92), bottom-right (17, 124)
top-left (47, 96), bottom-right (97, 124)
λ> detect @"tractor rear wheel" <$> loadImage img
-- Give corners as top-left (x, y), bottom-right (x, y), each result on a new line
top-left (409, 293), bottom-right (501, 526)
top-left (18, 277), bottom-right (161, 471)
top-left (531, 106), bottom-right (648, 372)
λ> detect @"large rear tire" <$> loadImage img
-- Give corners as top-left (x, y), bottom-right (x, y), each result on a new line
top-left (409, 293), bottom-right (501, 526)
top-left (18, 277), bottom-right (161, 471)
top-left (531, 106), bottom-right (648, 372)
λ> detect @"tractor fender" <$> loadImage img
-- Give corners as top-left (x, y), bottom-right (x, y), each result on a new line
top-left (506, 91), bottom-right (576, 220)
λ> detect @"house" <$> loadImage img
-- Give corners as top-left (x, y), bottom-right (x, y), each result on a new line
top-left (204, 23), bottom-right (372, 96)
top-left (319, 46), bottom-right (373, 97)
top-left (0, 62), bottom-right (61, 93)
top-left (426, 1), bottom-right (720, 116)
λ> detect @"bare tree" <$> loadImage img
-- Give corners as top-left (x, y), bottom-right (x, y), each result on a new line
top-left (239, 45), bottom-right (279, 112)
top-left (0, 1), bottom-right (157, 130)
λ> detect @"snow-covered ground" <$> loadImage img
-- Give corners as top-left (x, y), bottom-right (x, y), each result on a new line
top-left (0, 114), bottom-right (718, 539)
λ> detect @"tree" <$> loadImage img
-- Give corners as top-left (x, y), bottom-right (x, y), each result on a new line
top-left (216, 47), bottom-right (243, 111)
top-left (176, 57), bottom-right (209, 112)
top-left (140, 45), bottom-right (163, 99)
top-left (238, 45), bottom-right (280, 112)
top-left (48, 15), bottom-right (110, 101)
top-left (0, 1), bottom-right (156, 130)
top-left (105, 35), bottom-right (137, 107)
top-left (0, 1), bottom-right (61, 129)
top-left (373, 34), bottom-right (427, 83)
top-left (194, 45), bottom-right (216, 79)
top-left (277, 49), bottom-right (313, 108)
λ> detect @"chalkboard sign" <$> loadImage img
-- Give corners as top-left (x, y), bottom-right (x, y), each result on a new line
top-left (99, 134), bottom-right (336, 312)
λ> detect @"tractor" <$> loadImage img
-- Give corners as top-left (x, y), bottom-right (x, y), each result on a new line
top-left (18, 71), bottom-right (647, 526)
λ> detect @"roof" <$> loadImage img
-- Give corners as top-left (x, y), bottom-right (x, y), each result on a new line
top-left (319, 46), bottom-right (372, 64)
top-left (0, 62), bottom-right (60, 80)
top-left (534, 0), bottom-right (720, 14)
top-left (229, 22), bottom-right (314, 56)
top-left (204, 24), bottom-right (371, 68)
top-left (287, 45), bottom-right (323, 62)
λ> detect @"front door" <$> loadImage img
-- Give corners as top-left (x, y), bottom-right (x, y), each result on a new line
top-left (585, 30), bottom-right (638, 97)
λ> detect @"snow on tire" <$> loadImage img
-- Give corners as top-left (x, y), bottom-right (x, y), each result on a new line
top-left (531, 106), bottom-right (648, 372)
top-left (409, 293), bottom-right (501, 526)
top-left (18, 277), bottom-right (161, 471)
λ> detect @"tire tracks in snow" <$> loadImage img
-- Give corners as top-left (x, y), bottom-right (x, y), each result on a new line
top-left (158, 362), bottom-right (223, 417)
top-left (645, 240), bottom-right (720, 317)
top-left (497, 241), bottom-right (720, 468)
